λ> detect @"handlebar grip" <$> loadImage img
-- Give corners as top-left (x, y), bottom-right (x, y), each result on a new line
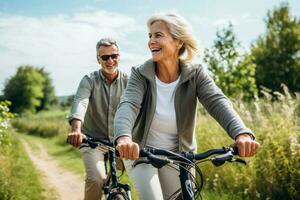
top-left (139, 149), bottom-right (150, 157)
top-left (115, 149), bottom-right (147, 158)
top-left (232, 146), bottom-right (239, 155)
top-left (132, 159), bottom-right (150, 167)
top-left (82, 138), bottom-right (87, 143)
top-left (212, 151), bottom-right (233, 166)
top-left (115, 150), bottom-right (120, 157)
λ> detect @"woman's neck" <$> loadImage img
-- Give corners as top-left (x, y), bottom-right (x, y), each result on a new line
top-left (156, 59), bottom-right (180, 83)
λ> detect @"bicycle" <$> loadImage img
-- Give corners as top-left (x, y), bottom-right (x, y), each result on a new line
top-left (133, 146), bottom-right (247, 200)
top-left (80, 136), bottom-right (132, 200)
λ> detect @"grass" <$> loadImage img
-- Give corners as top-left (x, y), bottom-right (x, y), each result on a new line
top-left (0, 130), bottom-right (47, 200)
top-left (195, 89), bottom-right (300, 200)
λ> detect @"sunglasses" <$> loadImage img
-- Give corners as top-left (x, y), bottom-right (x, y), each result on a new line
top-left (98, 54), bottom-right (119, 61)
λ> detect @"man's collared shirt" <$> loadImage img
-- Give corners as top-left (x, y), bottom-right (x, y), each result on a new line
top-left (69, 69), bottom-right (127, 139)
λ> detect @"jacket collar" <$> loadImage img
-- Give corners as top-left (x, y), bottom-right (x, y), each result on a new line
top-left (139, 59), bottom-right (195, 84)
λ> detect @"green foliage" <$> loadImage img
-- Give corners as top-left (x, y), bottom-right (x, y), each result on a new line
top-left (0, 131), bottom-right (44, 200)
top-left (59, 95), bottom-right (74, 109)
top-left (204, 23), bottom-right (257, 100)
top-left (196, 87), bottom-right (300, 199)
top-left (11, 109), bottom-right (69, 138)
top-left (3, 65), bottom-right (45, 113)
top-left (3, 65), bottom-right (58, 114)
top-left (251, 87), bottom-right (300, 200)
top-left (251, 3), bottom-right (300, 93)
top-left (0, 101), bottom-right (44, 199)
top-left (0, 100), bottom-right (14, 147)
top-left (36, 68), bottom-right (58, 111)
top-left (0, 101), bottom-right (15, 133)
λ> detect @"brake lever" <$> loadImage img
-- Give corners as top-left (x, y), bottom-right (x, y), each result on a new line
top-left (73, 137), bottom-right (96, 149)
top-left (148, 154), bottom-right (171, 168)
top-left (230, 158), bottom-right (247, 165)
top-left (133, 154), bottom-right (171, 168)
top-left (132, 159), bottom-right (151, 167)
top-left (212, 154), bottom-right (247, 166)
top-left (211, 151), bottom-right (233, 167)
top-left (211, 158), bottom-right (226, 166)
top-left (79, 144), bottom-right (89, 149)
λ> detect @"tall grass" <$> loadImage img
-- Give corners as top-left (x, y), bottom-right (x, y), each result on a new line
top-left (0, 101), bottom-right (44, 199)
top-left (0, 130), bottom-right (45, 200)
top-left (196, 87), bottom-right (300, 199)
top-left (11, 109), bottom-right (69, 137)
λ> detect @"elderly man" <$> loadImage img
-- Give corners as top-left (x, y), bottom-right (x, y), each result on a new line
top-left (67, 38), bottom-right (127, 200)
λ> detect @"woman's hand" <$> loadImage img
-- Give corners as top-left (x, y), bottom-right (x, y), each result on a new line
top-left (116, 136), bottom-right (140, 160)
top-left (235, 133), bottom-right (260, 157)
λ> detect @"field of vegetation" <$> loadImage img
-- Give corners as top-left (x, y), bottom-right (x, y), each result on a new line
top-left (196, 88), bottom-right (300, 200)
top-left (1, 88), bottom-right (299, 200)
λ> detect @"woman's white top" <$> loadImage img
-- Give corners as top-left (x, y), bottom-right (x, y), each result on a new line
top-left (146, 75), bottom-right (180, 150)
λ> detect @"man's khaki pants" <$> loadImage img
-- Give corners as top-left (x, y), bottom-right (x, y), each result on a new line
top-left (80, 147), bottom-right (106, 200)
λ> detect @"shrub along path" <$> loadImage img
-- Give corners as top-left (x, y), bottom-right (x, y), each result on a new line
top-left (21, 139), bottom-right (84, 200)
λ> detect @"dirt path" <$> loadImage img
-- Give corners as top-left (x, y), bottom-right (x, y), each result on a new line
top-left (22, 140), bottom-right (84, 200)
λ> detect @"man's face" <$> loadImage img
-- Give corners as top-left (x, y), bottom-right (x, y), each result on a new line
top-left (97, 45), bottom-right (120, 75)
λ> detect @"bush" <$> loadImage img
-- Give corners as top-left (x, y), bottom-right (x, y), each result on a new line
top-left (0, 131), bottom-right (44, 200)
top-left (0, 101), bottom-right (44, 199)
top-left (11, 110), bottom-right (69, 138)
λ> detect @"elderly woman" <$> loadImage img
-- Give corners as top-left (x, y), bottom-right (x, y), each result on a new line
top-left (114, 13), bottom-right (260, 199)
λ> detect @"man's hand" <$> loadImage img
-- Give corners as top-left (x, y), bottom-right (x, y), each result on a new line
top-left (67, 131), bottom-right (84, 148)
top-left (235, 133), bottom-right (260, 157)
top-left (67, 119), bottom-right (84, 148)
top-left (116, 136), bottom-right (139, 160)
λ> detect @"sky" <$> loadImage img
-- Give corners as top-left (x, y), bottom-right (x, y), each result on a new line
top-left (0, 0), bottom-right (299, 96)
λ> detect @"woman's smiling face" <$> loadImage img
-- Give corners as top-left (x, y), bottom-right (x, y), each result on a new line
top-left (148, 20), bottom-right (181, 63)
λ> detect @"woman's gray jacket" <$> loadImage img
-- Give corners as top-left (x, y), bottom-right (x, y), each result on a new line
top-left (114, 59), bottom-right (253, 152)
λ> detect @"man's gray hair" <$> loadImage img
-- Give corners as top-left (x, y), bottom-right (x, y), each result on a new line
top-left (96, 38), bottom-right (119, 52)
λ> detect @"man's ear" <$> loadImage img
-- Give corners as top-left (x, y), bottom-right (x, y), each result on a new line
top-left (96, 55), bottom-right (101, 64)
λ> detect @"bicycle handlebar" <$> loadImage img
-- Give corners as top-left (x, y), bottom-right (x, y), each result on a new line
top-left (134, 146), bottom-right (246, 168)
top-left (74, 137), bottom-right (246, 200)
top-left (75, 137), bottom-right (246, 167)
top-left (80, 136), bottom-right (113, 149)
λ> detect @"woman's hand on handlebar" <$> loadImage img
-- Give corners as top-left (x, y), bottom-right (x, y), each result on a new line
top-left (235, 133), bottom-right (260, 157)
top-left (116, 136), bottom-right (139, 160)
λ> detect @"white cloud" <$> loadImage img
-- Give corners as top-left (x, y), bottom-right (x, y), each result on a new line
top-left (0, 11), bottom-right (146, 96)
top-left (212, 13), bottom-right (259, 27)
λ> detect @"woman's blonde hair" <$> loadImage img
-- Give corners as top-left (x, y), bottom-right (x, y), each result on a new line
top-left (147, 13), bottom-right (198, 63)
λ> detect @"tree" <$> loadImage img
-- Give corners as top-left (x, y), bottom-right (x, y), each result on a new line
top-left (3, 65), bottom-right (45, 113)
top-left (204, 23), bottom-right (257, 100)
top-left (251, 3), bottom-right (300, 93)
top-left (36, 68), bottom-right (57, 111)
top-left (60, 95), bottom-right (74, 109)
